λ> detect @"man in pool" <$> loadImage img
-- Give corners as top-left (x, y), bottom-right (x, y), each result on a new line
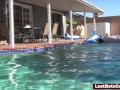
top-left (86, 35), bottom-right (104, 43)
top-left (97, 36), bottom-right (104, 43)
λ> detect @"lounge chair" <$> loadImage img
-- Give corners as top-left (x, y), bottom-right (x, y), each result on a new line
top-left (41, 22), bottom-right (59, 42)
top-left (41, 23), bottom-right (49, 42)
top-left (52, 23), bottom-right (59, 40)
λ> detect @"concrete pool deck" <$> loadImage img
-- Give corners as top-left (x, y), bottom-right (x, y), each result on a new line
top-left (0, 39), bottom-right (85, 54)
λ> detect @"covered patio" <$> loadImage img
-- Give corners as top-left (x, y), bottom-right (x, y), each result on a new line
top-left (2, 0), bottom-right (103, 48)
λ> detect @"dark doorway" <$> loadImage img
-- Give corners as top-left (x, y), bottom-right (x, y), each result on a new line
top-left (0, 0), bottom-right (6, 23)
top-left (52, 13), bottom-right (63, 35)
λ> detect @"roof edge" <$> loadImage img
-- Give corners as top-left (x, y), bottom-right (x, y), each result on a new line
top-left (78, 0), bottom-right (104, 14)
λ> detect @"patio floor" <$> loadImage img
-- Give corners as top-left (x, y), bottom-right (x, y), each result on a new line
top-left (0, 39), bottom-right (85, 50)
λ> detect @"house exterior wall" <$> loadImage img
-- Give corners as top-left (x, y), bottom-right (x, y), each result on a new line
top-left (1, 0), bottom-right (65, 37)
top-left (14, 0), bottom-right (47, 29)
top-left (7, 0), bottom-right (64, 34)
top-left (80, 16), bottom-right (120, 35)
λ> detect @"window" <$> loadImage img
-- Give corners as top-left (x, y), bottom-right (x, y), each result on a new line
top-left (7, 2), bottom-right (33, 33)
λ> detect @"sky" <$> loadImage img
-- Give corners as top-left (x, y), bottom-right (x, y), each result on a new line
top-left (84, 0), bottom-right (120, 17)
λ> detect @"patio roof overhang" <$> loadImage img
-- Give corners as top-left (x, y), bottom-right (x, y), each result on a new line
top-left (9, 0), bottom-right (104, 48)
top-left (20, 0), bottom-right (104, 14)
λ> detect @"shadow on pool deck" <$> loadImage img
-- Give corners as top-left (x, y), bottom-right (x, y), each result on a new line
top-left (0, 39), bottom-right (85, 50)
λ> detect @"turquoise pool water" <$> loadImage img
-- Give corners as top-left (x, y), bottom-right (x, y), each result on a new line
top-left (0, 43), bottom-right (120, 90)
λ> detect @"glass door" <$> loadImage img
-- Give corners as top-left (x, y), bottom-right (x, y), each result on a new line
top-left (0, 0), bottom-right (6, 23)
top-left (14, 5), bottom-right (22, 33)
top-left (52, 13), bottom-right (62, 35)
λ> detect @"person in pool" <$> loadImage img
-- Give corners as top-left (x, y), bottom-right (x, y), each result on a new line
top-left (97, 35), bottom-right (104, 43)
top-left (86, 35), bottom-right (104, 43)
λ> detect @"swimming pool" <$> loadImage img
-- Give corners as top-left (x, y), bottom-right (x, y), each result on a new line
top-left (0, 43), bottom-right (120, 90)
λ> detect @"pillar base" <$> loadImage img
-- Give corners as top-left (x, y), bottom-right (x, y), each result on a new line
top-left (93, 31), bottom-right (97, 35)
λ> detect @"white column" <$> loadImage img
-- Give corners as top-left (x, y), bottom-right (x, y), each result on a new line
top-left (84, 12), bottom-right (87, 39)
top-left (93, 13), bottom-right (96, 35)
top-left (62, 15), bottom-right (66, 36)
top-left (69, 10), bottom-right (73, 41)
top-left (9, 0), bottom-right (15, 48)
top-left (47, 0), bottom-right (52, 43)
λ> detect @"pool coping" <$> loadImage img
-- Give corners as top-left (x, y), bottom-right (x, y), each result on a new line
top-left (0, 40), bottom-right (84, 54)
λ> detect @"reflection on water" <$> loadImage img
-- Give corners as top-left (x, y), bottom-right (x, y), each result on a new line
top-left (8, 54), bottom-right (21, 89)
top-left (0, 43), bottom-right (120, 90)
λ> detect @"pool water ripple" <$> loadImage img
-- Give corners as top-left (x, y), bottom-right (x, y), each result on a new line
top-left (0, 43), bottom-right (120, 90)
top-left (8, 54), bottom-right (21, 89)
